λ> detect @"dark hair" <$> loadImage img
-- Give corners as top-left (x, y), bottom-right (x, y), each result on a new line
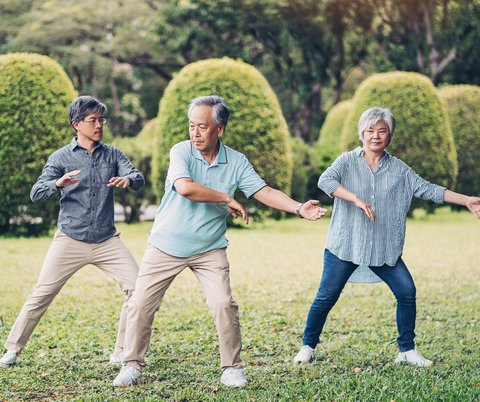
top-left (187, 95), bottom-right (230, 128)
top-left (68, 96), bottom-right (107, 132)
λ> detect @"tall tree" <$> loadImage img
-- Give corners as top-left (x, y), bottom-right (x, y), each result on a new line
top-left (156, 0), bottom-right (372, 141)
top-left (371, 0), bottom-right (479, 84)
top-left (1, 0), bottom-right (169, 136)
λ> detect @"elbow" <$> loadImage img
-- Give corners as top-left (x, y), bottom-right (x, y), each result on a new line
top-left (174, 182), bottom-right (191, 197)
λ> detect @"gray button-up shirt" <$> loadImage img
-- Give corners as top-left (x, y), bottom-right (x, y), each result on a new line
top-left (30, 137), bottom-right (144, 243)
top-left (319, 147), bottom-right (445, 282)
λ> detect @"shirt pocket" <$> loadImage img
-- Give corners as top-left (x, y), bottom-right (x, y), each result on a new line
top-left (99, 162), bottom-right (117, 184)
top-left (215, 182), bottom-right (237, 197)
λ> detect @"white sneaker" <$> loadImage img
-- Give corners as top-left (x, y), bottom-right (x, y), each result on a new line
top-left (0, 350), bottom-right (17, 368)
top-left (294, 345), bottom-right (315, 364)
top-left (109, 352), bottom-right (123, 365)
top-left (395, 347), bottom-right (433, 367)
top-left (113, 364), bottom-right (143, 386)
top-left (221, 367), bottom-right (248, 387)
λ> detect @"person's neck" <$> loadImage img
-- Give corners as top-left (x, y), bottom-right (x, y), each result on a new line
top-left (76, 136), bottom-right (97, 155)
top-left (363, 148), bottom-right (385, 172)
top-left (201, 142), bottom-right (220, 165)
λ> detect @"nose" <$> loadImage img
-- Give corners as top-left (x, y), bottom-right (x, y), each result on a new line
top-left (191, 126), bottom-right (200, 136)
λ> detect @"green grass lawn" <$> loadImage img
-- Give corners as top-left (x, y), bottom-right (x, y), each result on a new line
top-left (1, 209), bottom-right (479, 401)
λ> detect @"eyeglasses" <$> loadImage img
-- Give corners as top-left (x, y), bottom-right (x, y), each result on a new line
top-left (82, 118), bottom-right (107, 125)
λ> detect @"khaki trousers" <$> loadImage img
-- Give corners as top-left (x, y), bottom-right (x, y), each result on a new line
top-left (123, 243), bottom-right (245, 372)
top-left (5, 230), bottom-right (139, 354)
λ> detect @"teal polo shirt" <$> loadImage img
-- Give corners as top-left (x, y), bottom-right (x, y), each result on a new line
top-left (148, 140), bottom-right (267, 257)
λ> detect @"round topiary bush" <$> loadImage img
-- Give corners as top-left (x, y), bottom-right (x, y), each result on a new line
top-left (152, 57), bottom-right (292, 219)
top-left (340, 72), bottom-right (457, 211)
top-left (438, 85), bottom-right (480, 198)
top-left (0, 53), bottom-right (77, 236)
top-left (317, 99), bottom-right (352, 170)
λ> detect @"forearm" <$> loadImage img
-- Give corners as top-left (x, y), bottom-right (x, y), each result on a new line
top-left (126, 172), bottom-right (145, 191)
top-left (331, 186), bottom-right (361, 203)
top-left (253, 186), bottom-right (298, 213)
top-left (443, 189), bottom-right (470, 206)
top-left (175, 179), bottom-right (231, 203)
top-left (30, 179), bottom-right (58, 203)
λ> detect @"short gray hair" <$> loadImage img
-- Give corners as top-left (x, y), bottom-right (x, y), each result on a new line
top-left (358, 107), bottom-right (396, 146)
top-left (187, 95), bottom-right (230, 128)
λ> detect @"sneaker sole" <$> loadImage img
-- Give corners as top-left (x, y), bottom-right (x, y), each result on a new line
top-left (395, 358), bottom-right (432, 367)
top-left (113, 376), bottom-right (143, 387)
top-left (0, 362), bottom-right (16, 368)
top-left (221, 379), bottom-right (247, 387)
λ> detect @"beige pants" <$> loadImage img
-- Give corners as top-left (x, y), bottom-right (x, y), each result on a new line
top-left (123, 243), bottom-right (245, 372)
top-left (5, 230), bottom-right (139, 354)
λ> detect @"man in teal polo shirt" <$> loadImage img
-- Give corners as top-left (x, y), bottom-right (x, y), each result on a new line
top-left (113, 95), bottom-right (328, 387)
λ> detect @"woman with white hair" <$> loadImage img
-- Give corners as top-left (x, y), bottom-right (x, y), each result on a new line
top-left (294, 106), bottom-right (480, 366)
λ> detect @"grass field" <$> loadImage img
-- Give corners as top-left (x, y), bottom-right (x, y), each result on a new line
top-left (1, 209), bottom-right (479, 401)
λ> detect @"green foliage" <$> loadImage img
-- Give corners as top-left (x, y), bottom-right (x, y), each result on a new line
top-left (340, 71), bottom-right (457, 212)
top-left (1, 0), bottom-right (165, 137)
top-left (317, 99), bottom-right (352, 170)
top-left (111, 118), bottom-right (159, 223)
top-left (0, 53), bottom-right (77, 236)
top-left (438, 85), bottom-right (480, 198)
top-left (1, 214), bottom-right (480, 400)
top-left (152, 57), bottom-right (292, 219)
top-left (371, 0), bottom-right (480, 85)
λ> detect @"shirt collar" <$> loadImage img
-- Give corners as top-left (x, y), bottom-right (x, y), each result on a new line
top-left (191, 139), bottom-right (227, 165)
top-left (354, 146), bottom-right (391, 159)
top-left (70, 137), bottom-right (106, 151)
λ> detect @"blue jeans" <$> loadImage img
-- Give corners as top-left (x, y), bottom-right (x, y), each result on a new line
top-left (302, 249), bottom-right (416, 352)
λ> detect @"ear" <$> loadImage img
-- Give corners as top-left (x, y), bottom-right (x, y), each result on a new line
top-left (217, 124), bottom-right (225, 138)
top-left (72, 121), bottom-right (80, 131)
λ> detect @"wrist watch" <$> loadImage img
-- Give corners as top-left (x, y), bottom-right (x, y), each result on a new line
top-left (296, 203), bottom-right (304, 219)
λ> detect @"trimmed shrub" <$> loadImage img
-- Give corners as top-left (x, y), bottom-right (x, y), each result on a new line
top-left (112, 118), bottom-right (158, 223)
top-left (317, 100), bottom-right (352, 168)
top-left (0, 53), bottom-right (77, 236)
top-left (438, 85), bottom-right (480, 198)
top-left (152, 57), bottom-right (292, 219)
top-left (340, 72), bottom-right (457, 212)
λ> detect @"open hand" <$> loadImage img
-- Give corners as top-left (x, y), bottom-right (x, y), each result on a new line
top-left (299, 200), bottom-right (328, 221)
top-left (225, 197), bottom-right (249, 225)
top-left (354, 196), bottom-right (375, 221)
top-left (466, 197), bottom-right (480, 219)
top-left (108, 177), bottom-right (130, 188)
top-left (55, 170), bottom-right (81, 188)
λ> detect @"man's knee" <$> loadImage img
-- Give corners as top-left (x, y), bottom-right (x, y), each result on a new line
top-left (208, 296), bottom-right (238, 315)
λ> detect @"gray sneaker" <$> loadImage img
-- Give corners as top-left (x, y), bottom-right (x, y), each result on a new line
top-left (0, 350), bottom-right (17, 368)
top-left (294, 345), bottom-right (315, 364)
top-left (113, 364), bottom-right (143, 386)
top-left (109, 352), bottom-right (124, 365)
top-left (221, 367), bottom-right (248, 387)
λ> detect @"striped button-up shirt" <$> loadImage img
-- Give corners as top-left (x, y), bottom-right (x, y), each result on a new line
top-left (319, 147), bottom-right (445, 283)
top-left (30, 137), bottom-right (144, 243)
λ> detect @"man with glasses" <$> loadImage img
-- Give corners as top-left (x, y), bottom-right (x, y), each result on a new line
top-left (0, 96), bottom-right (144, 368)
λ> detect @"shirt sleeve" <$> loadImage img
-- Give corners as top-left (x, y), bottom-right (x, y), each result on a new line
top-left (407, 168), bottom-right (445, 204)
top-left (115, 148), bottom-right (145, 191)
top-left (236, 155), bottom-right (267, 199)
top-left (168, 144), bottom-right (192, 190)
top-left (30, 155), bottom-right (62, 203)
top-left (318, 153), bottom-right (345, 198)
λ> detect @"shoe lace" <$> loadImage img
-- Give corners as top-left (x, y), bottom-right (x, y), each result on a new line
top-left (122, 365), bottom-right (138, 381)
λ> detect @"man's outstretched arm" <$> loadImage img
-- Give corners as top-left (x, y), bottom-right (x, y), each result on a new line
top-left (174, 178), bottom-right (249, 223)
top-left (253, 186), bottom-right (328, 221)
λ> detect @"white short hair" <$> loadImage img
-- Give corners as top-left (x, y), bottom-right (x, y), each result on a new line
top-left (358, 107), bottom-right (396, 146)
